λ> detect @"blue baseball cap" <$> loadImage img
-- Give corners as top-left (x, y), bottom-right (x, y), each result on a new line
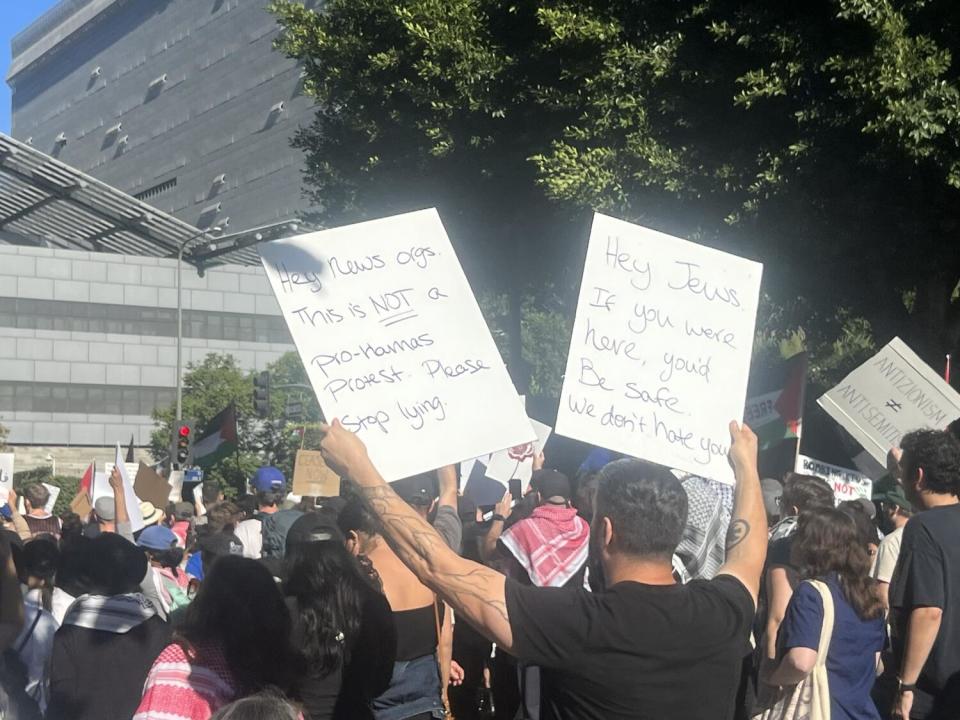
top-left (137, 525), bottom-right (178, 551)
top-left (251, 466), bottom-right (285, 493)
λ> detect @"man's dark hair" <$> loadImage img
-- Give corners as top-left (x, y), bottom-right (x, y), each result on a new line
top-left (22, 483), bottom-right (50, 511)
top-left (947, 417), bottom-right (960, 442)
top-left (337, 496), bottom-right (382, 538)
top-left (781, 474), bottom-right (834, 515)
top-left (900, 429), bottom-right (960, 496)
top-left (80, 534), bottom-right (147, 595)
top-left (594, 460), bottom-right (688, 560)
top-left (257, 491), bottom-right (284, 509)
top-left (202, 483), bottom-right (223, 505)
top-left (236, 494), bottom-right (257, 518)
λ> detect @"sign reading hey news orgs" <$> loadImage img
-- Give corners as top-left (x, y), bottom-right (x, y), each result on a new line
top-left (556, 214), bottom-right (763, 484)
top-left (819, 337), bottom-right (960, 465)
top-left (260, 209), bottom-right (534, 482)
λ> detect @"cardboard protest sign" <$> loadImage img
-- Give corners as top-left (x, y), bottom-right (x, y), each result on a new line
top-left (135, 463), bottom-right (174, 510)
top-left (0, 454), bottom-right (13, 495)
top-left (818, 337), bottom-right (960, 464)
top-left (556, 213), bottom-right (763, 484)
top-left (259, 208), bottom-right (534, 481)
top-left (484, 418), bottom-right (553, 485)
top-left (795, 454), bottom-right (872, 504)
top-left (70, 490), bottom-right (93, 520)
top-left (114, 444), bottom-right (145, 532)
top-left (292, 450), bottom-right (341, 498)
top-left (41, 483), bottom-right (60, 514)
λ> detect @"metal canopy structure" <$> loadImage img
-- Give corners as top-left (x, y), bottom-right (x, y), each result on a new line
top-left (0, 132), bottom-right (300, 269)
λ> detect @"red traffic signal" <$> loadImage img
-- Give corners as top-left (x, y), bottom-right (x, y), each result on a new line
top-left (178, 425), bottom-right (191, 437)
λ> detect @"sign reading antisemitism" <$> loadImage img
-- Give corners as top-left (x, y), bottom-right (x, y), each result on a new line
top-left (818, 337), bottom-right (960, 464)
top-left (259, 209), bottom-right (534, 482)
top-left (556, 213), bottom-right (763, 484)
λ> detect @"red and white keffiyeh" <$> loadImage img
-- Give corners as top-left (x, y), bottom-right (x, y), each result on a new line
top-left (500, 505), bottom-right (590, 588)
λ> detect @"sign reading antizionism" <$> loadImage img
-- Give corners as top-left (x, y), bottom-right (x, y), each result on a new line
top-left (818, 337), bottom-right (960, 464)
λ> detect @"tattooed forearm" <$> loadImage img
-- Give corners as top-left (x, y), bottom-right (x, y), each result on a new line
top-left (358, 481), bottom-right (512, 630)
top-left (725, 519), bottom-right (750, 552)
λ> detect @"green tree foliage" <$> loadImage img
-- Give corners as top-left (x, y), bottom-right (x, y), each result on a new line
top-left (150, 352), bottom-right (326, 495)
top-left (151, 354), bottom-right (261, 495)
top-left (530, 0), bottom-right (960, 362)
top-left (0, 423), bottom-right (8, 451)
top-left (270, 0), bottom-right (960, 395)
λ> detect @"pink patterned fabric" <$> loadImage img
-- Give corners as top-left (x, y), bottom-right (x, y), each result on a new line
top-left (134, 641), bottom-right (237, 720)
top-left (500, 505), bottom-right (590, 588)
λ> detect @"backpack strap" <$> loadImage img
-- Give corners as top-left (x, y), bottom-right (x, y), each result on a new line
top-left (16, 609), bottom-right (42, 654)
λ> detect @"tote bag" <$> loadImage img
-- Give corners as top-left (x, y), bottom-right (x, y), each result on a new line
top-left (754, 579), bottom-right (835, 720)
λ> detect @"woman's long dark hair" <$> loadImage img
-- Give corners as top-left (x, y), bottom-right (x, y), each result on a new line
top-left (283, 540), bottom-right (369, 676)
top-left (177, 555), bottom-right (303, 694)
top-left (792, 508), bottom-right (884, 621)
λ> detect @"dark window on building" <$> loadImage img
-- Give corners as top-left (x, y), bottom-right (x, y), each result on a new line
top-left (0, 381), bottom-right (177, 416)
top-left (0, 297), bottom-right (290, 344)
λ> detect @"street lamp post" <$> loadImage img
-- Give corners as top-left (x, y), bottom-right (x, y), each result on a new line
top-left (175, 227), bottom-right (221, 423)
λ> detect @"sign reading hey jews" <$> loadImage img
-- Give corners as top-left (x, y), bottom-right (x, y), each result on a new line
top-left (259, 209), bottom-right (534, 481)
top-left (818, 337), bottom-right (960, 464)
top-left (556, 213), bottom-right (763, 484)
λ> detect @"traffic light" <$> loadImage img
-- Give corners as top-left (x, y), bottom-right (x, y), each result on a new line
top-left (253, 370), bottom-right (271, 418)
top-left (175, 423), bottom-right (191, 466)
top-left (284, 396), bottom-right (304, 422)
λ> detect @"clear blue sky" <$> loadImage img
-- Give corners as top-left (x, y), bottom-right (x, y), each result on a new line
top-left (1, 0), bottom-right (62, 133)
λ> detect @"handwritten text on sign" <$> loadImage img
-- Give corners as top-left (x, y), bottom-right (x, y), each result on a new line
top-left (259, 209), bottom-right (533, 482)
top-left (818, 337), bottom-right (960, 464)
top-left (556, 214), bottom-right (763, 483)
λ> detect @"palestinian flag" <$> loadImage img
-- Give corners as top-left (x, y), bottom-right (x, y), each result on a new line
top-left (80, 461), bottom-right (95, 495)
top-left (191, 403), bottom-right (238, 468)
top-left (745, 352), bottom-right (808, 477)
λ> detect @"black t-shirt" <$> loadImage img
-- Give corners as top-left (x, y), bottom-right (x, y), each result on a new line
top-left (505, 574), bottom-right (755, 720)
top-left (889, 504), bottom-right (960, 692)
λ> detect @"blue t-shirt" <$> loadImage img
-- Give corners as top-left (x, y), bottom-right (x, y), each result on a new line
top-left (781, 577), bottom-right (885, 720)
top-left (185, 551), bottom-right (203, 581)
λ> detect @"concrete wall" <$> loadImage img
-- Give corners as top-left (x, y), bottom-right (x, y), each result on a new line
top-left (8, 0), bottom-right (318, 233)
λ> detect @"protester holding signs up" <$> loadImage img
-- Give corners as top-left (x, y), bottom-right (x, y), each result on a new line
top-left (319, 417), bottom-right (767, 720)
top-left (337, 495), bottom-right (450, 720)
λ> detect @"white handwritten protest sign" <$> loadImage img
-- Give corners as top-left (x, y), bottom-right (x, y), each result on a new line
top-left (795, 454), bottom-right (872, 503)
top-left (556, 213), bottom-right (763, 484)
top-left (259, 209), bottom-right (534, 481)
top-left (818, 337), bottom-right (960, 464)
top-left (0, 454), bottom-right (13, 495)
top-left (42, 483), bottom-right (60, 515)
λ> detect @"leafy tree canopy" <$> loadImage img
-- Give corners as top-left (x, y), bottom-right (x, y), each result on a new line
top-left (270, 0), bottom-right (960, 391)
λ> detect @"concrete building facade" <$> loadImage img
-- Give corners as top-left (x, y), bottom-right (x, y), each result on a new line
top-left (7, 0), bottom-right (318, 233)
top-left (2, 0), bottom-right (319, 470)
top-left (0, 243), bottom-right (293, 474)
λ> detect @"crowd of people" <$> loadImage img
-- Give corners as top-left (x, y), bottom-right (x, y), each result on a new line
top-left (0, 416), bottom-right (957, 720)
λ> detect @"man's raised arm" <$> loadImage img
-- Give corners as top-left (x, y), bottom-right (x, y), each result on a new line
top-left (717, 421), bottom-right (767, 607)
top-left (320, 420), bottom-right (515, 651)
